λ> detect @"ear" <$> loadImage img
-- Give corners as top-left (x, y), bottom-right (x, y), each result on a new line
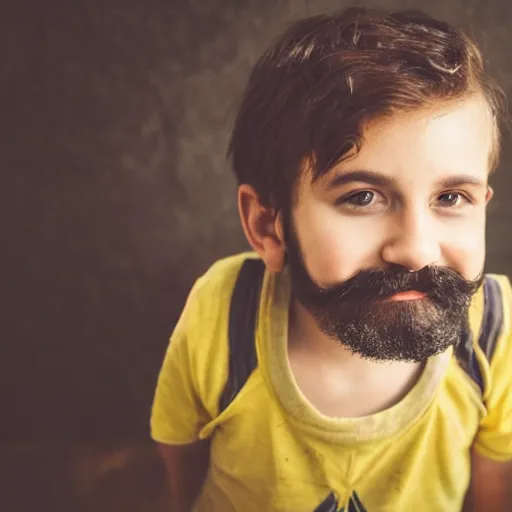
top-left (485, 186), bottom-right (494, 204)
top-left (238, 184), bottom-right (286, 273)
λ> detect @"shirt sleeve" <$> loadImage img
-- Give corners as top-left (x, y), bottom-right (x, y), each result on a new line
top-left (150, 281), bottom-right (212, 445)
top-left (474, 275), bottom-right (512, 461)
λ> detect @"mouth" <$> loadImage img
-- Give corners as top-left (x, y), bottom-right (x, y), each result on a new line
top-left (386, 290), bottom-right (427, 302)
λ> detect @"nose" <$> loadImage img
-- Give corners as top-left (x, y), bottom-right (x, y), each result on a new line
top-left (380, 209), bottom-right (441, 272)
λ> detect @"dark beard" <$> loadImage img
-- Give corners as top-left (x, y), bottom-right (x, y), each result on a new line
top-left (284, 220), bottom-right (483, 363)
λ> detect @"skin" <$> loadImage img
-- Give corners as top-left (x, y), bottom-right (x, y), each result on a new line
top-left (294, 99), bottom-right (491, 289)
top-left (157, 440), bottom-right (210, 512)
top-left (239, 94), bottom-right (511, 511)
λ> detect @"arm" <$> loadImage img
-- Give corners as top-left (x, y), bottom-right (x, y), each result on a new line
top-left (151, 281), bottom-right (214, 512)
top-left (465, 449), bottom-right (512, 512)
top-left (151, 268), bottom-right (232, 510)
top-left (157, 439), bottom-right (211, 512)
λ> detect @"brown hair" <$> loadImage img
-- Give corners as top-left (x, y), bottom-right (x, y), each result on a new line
top-left (228, 7), bottom-right (508, 212)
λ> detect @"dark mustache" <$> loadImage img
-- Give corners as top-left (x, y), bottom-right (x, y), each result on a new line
top-left (312, 265), bottom-right (483, 306)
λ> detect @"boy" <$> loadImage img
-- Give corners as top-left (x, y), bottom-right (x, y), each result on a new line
top-left (151, 7), bottom-right (512, 511)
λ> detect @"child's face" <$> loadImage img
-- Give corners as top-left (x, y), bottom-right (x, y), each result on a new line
top-left (292, 94), bottom-right (493, 291)
top-left (284, 95), bottom-right (494, 361)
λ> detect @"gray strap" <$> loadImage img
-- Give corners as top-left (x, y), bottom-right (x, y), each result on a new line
top-left (455, 275), bottom-right (504, 395)
top-left (219, 259), bottom-right (265, 412)
top-left (478, 276), bottom-right (504, 361)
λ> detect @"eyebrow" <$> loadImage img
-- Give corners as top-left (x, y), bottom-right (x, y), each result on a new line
top-left (325, 170), bottom-right (487, 190)
top-left (326, 170), bottom-right (395, 189)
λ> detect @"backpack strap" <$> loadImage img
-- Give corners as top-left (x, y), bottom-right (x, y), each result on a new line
top-left (219, 258), bottom-right (266, 412)
top-left (455, 275), bottom-right (504, 395)
top-left (478, 276), bottom-right (504, 361)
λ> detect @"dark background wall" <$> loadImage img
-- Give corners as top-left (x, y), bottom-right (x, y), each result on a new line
top-left (2, 0), bottom-right (511, 442)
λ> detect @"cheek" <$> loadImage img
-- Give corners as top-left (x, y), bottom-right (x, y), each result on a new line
top-left (293, 204), bottom-right (384, 286)
top-left (441, 218), bottom-right (487, 279)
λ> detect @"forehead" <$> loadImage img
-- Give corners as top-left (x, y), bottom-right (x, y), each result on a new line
top-left (311, 95), bottom-right (494, 191)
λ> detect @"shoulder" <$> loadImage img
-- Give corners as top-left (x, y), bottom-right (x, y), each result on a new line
top-left (178, 252), bottom-right (263, 410)
top-left (485, 273), bottom-right (512, 313)
top-left (193, 251), bottom-right (261, 296)
top-left (468, 274), bottom-right (511, 351)
top-left (481, 274), bottom-right (512, 365)
top-left (469, 274), bottom-right (512, 402)
top-left (182, 250), bottom-right (261, 331)
top-left (187, 251), bottom-right (262, 323)
top-left (472, 274), bottom-right (512, 460)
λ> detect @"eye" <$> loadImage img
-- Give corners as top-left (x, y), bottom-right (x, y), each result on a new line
top-left (344, 190), bottom-right (376, 207)
top-left (436, 191), bottom-right (470, 208)
top-left (335, 189), bottom-right (388, 213)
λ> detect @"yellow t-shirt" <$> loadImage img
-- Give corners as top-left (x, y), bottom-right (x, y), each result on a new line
top-left (151, 252), bottom-right (512, 512)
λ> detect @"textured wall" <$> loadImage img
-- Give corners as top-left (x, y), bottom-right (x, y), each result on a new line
top-left (2, 0), bottom-right (511, 441)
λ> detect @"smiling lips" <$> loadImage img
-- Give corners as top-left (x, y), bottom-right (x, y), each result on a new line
top-left (388, 290), bottom-right (427, 301)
